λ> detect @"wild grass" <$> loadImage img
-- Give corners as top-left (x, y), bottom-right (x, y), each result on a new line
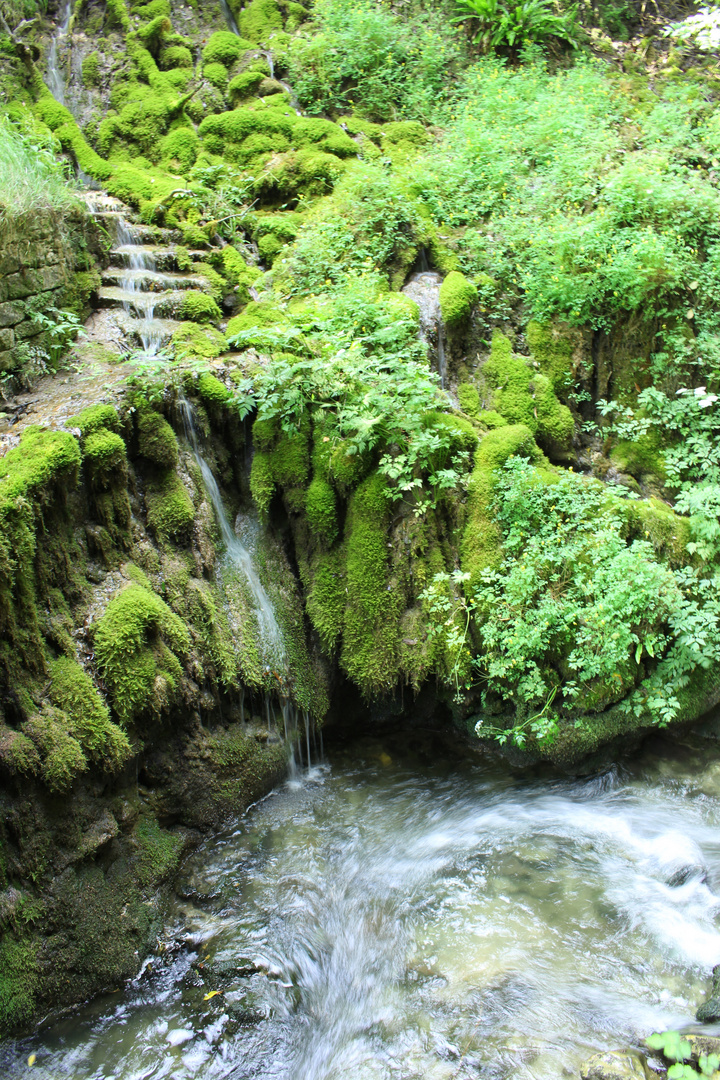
top-left (0, 117), bottom-right (79, 223)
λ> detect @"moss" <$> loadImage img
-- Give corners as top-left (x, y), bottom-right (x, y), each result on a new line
top-left (68, 403), bottom-right (119, 436)
top-left (132, 0), bottom-right (171, 17)
top-left (201, 31), bottom-right (253, 65)
top-left (23, 707), bottom-right (87, 792)
top-left (382, 120), bottom-right (430, 148)
top-left (134, 816), bottom-right (183, 887)
top-left (197, 372), bottom-right (230, 404)
top-left (49, 656), bottom-right (132, 772)
top-left (293, 117), bottom-right (357, 157)
top-left (179, 291), bottom-right (222, 323)
top-left (250, 451), bottom-right (275, 515)
top-left (159, 44), bottom-right (193, 69)
top-left (137, 410), bottom-right (179, 467)
top-left (440, 271), bottom-right (477, 327)
top-left (0, 936), bottom-right (39, 1037)
top-left (462, 424), bottom-right (542, 585)
top-left (81, 51), bottom-right (100, 87)
top-left (610, 434), bottom-right (667, 483)
top-left (238, 0), bottom-right (284, 43)
top-left (83, 430), bottom-right (127, 488)
top-left (228, 70), bottom-right (265, 102)
top-left (480, 409), bottom-right (508, 430)
top-left (159, 126), bottom-right (199, 171)
top-left (181, 223), bottom-right (210, 249)
top-left (93, 583), bottom-right (189, 724)
top-left (227, 300), bottom-right (288, 345)
top-left (106, 0), bottom-right (131, 29)
top-left (270, 430), bottom-right (310, 489)
top-left (306, 476), bottom-right (338, 543)
top-left (171, 321), bottom-right (227, 361)
top-left (137, 14), bottom-right (171, 53)
top-left (0, 427), bottom-right (81, 512)
top-left (221, 246), bottom-right (263, 301)
top-left (306, 547), bottom-right (346, 651)
top-left (252, 415), bottom-right (279, 451)
top-left (533, 373), bottom-right (575, 454)
top-left (145, 471), bottom-right (195, 541)
top-left (458, 382), bottom-right (481, 419)
top-left (526, 320), bottom-right (575, 392)
top-left (623, 497), bottom-right (692, 568)
top-left (481, 332), bottom-right (573, 455)
top-left (0, 727), bottom-right (40, 778)
top-left (203, 61), bottom-right (229, 91)
top-left (341, 471), bottom-right (400, 695)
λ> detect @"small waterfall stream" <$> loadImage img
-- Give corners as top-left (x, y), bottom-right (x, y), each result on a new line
top-left (402, 271), bottom-right (447, 389)
top-left (178, 398), bottom-right (286, 670)
top-left (113, 218), bottom-right (167, 356)
top-left (46, 0), bottom-right (72, 106)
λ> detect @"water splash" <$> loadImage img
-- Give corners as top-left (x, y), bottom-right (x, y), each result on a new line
top-left (46, 0), bottom-right (72, 106)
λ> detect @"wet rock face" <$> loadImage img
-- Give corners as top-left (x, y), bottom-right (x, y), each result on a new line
top-left (580, 1049), bottom-right (653, 1080)
top-left (697, 965), bottom-right (720, 1022)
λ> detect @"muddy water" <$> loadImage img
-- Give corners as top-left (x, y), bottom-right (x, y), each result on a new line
top-left (5, 730), bottom-right (720, 1079)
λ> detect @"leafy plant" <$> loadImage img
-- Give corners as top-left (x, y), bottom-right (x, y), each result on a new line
top-left (27, 306), bottom-right (84, 369)
top-left (647, 1030), bottom-right (720, 1080)
top-left (0, 117), bottom-right (79, 223)
top-left (454, 0), bottom-right (579, 55)
top-left (422, 457), bottom-right (720, 746)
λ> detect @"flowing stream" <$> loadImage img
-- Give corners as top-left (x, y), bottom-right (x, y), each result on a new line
top-left (5, 728), bottom-right (720, 1079)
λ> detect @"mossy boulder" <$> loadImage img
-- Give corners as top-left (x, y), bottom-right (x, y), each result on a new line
top-left (440, 271), bottom-right (477, 327)
top-left (93, 583), bottom-right (190, 724)
top-left (481, 332), bottom-right (574, 457)
top-left (250, 451), bottom-right (275, 516)
top-left (202, 31), bottom-right (253, 65)
top-left (462, 424), bottom-right (544, 585)
top-left (171, 322), bottom-right (227, 361)
top-left (83, 430), bottom-right (128, 488)
top-left (137, 410), bottom-right (179, 467)
top-left (49, 656), bottom-right (132, 773)
top-left (68, 404), bottom-right (120, 436)
top-left (306, 476), bottom-right (338, 544)
top-left (179, 291), bottom-right (222, 324)
top-left (145, 471), bottom-right (195, 541)
top-left (197, 372), bottom-right (230, 405)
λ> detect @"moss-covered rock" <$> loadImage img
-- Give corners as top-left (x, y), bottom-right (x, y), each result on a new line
top-left (202, 31), bottom-right (253, 65)
top-left (462, 424), bottom-right (543, 585)
top-left (83, 430), bottom-right (128, 488)
top-left (341, 471), bottom-right (400, 695)
top-left (250, 451), bottom-right (275, 515)
top-left (137, 410), bottom-right (179, 467)
top-left (93, 583), bottom-right (190, 724)
top-left (439, 271), bottom-right (477, 327)
top-left (171, 322), bottom-right (227, 361)
top-left (179, 291), bottom-right (222, 323)
top-left (306, 475), bottom-right (338, 543)
top-left (145, 470), bottom-right (195, 541)
top-left (49, 656), bottom-right (132, 772)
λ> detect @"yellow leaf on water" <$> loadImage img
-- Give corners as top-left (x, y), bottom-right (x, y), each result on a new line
top-left (28, 1054), bottom-right (36, 1066)
top-left (203, 990), bottom-right (223, 1001)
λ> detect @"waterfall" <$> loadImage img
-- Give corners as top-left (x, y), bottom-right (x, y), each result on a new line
top-left (46, 0), bottom-right (72, 106)
top-left (178, 398), bottom-right (286, 669)
top-left (219, 0), bottom-right (241, 36)
top-left (401, 271), bottom-right (447, 389)
top-left (113, 217), bottom-right (168, 357)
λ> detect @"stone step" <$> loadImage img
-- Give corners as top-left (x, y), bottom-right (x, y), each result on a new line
top-left (115, 312), bottom-right (184, 351)
top-left (126, 223), bottom-right (184, 245)
top-left (97, 286), bottom-right (183, 319)
top-left (108, 245), bottom-right (207, 272)
top-left (101, 267), bottom-right (212, 292)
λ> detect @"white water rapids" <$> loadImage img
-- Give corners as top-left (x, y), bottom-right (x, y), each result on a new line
top-left (4, 730), bottom-right (720, 1079)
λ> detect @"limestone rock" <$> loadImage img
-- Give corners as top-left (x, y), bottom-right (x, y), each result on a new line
top-left (697, 964), bottom-right (720, 1022)
top-left (580, 1049), bottom-right (652, 1080)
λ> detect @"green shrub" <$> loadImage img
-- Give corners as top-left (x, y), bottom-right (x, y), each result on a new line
top-left (453, 0), bottom-right (579, 56)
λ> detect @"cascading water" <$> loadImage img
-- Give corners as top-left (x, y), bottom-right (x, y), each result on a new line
top-left (178, 398), bottom-right (285, 670)
top-left (46, 0), bottom-right (72, 106)
top-left (6, 731), bottom-right (720, 1080)
top-left (113, 218), bottom-right (168, 357)
top-left (402, 271), bottom-right (447, 389)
